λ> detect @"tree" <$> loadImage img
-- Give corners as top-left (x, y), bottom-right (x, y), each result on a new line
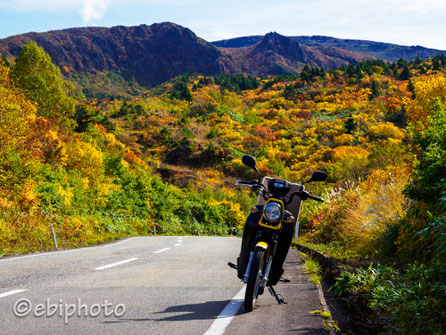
top-left (407, 79), bottom-right (416, 99)
top-left (398, 65), bottom-right (411, 81)
top-left (370, 80), bottom-right (380, 99)
top-left (397, 58), bottom-right (408, 68)
top-left (300, 65), bottom-right (313, 82)
top-left (11, 41), bottom-right (76, 130)
top-left (170, 80), bottom-right (192, 101)
top-left (413, 56), bottom-right (424, 68)
top-left (406, 103), bottom-right (446, 204)
top-left (345, 114), bottom-right (356, 134)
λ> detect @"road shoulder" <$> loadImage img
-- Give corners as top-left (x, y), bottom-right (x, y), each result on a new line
top-left (225, 250), bottom-right (328, 334)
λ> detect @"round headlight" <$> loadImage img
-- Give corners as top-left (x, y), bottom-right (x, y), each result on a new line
top-left (263, 202), bottom-right (282, 222)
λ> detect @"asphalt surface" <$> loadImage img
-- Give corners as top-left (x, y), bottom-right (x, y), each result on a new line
top-left (0, 236), bottom-right (327, 334)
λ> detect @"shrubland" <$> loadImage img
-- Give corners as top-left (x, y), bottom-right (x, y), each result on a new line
top-left (0, 43), bottom-right (249, 255)
top-left (1, 42), bottom-right (445, 333)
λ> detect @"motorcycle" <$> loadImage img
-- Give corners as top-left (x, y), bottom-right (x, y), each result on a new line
top-left (229, 155), bottom-right (327, 312)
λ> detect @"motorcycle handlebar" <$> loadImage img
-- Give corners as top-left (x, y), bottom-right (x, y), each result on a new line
top-left (236, 180), bottom-right (323, 203)
top-left (306, 194), bottom-right (324, 203)
top-left (235, 180), bottom-right (252, 185)
top-left (235, 180), bottom-right (258, 186)
top-left (235, 180), bottom-right (266, 190)
top-left (286, 190), bottom-right (324, 204)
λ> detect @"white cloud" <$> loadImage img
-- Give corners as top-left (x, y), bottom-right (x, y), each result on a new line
top-left (80, 0), bottom-right (109, 22)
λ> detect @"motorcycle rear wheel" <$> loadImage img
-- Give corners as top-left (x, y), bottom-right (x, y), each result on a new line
top-left (244, 248), bottom-right (265, 312)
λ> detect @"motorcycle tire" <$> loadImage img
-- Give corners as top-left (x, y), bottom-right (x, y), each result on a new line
top-left (244, 248), bottom-right (266, 312)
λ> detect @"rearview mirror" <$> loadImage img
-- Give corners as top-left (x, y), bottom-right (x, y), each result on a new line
top-left (242, 155), bottom-right (260, 175)
top-left (305, 171), bottom-right (327, 183)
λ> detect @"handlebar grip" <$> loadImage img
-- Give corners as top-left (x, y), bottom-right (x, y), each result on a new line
top-left (308, 194), bottom-right (324, 203)
top-left (235, 180), bottom-right (254, 186)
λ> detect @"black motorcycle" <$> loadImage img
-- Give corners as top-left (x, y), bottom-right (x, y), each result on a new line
top-left (230, 155), bottom-right (327, 312)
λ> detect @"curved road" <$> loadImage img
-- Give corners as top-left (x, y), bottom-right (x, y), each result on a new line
top-left (0, 236), bottom-right (327, 334)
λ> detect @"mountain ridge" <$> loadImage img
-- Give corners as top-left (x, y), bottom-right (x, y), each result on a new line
top-left (212, 34), bottom-right (446, 62)
top-left (1, 22), bottom-right (445, 92)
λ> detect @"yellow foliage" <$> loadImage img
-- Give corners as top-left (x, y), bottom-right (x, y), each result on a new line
top-left (94, 181), bottom-right (118, 208)
top-left (385, 97), bottom-right (403, 113)
top-left (329, 146), bottom-right (370, 180)
top-left (332, 145), bottom-right (369, 161)
top-left (20, 179), bottom-right (38, 201)
top-left (0, 59), bottom-right (10, 84)
top-left (369, 122), bottom-right (405, 140)
top-left (56, 183), bottom-right (74, 207)
top-left (334, 134), bottom-right (355, 145)
top-left (351, 113), bottom-right (376, 128)
top-left (0, 60), bottom-right (40, 201)
top-left (227, 201), bottom-right (246, 228)
top-left (65, 141), bottom-right (104, 187)
top-left (404, 73), bottom-right (446, 128)
top-left (81, 178), bottom-right (89, 189)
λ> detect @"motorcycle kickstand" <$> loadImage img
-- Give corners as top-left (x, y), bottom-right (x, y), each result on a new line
top-left (268, 286), bottom-right (287, 305)
top-left (227, 262), bottom-right (237, 270)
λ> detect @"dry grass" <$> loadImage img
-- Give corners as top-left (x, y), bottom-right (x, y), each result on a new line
top-left (340, 166), bottom-right (411, 253)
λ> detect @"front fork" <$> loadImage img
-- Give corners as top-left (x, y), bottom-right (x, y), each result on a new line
top-left (243, 236), bottom-right (278, 286)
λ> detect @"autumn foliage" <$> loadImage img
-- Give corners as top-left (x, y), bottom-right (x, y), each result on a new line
top-left (1, 42), bottom-right (446, 276)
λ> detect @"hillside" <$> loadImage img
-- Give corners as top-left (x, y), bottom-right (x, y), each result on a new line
top-left (3, 22), bottom-right (445, 99)
top-left (1, 40), bottom-right (445, 333)
top-left (0, 23), bottom-right (223, 90)
top-left (219, 32), bottom-right (368, 76)
top-left (0, 23), bottom-right (367, 92)
top-left (213, 35), bottom-right (446, 62)
top-left (0, 22), bottom-right (407, 98)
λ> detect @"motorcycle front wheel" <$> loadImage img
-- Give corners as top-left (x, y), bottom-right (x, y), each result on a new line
top-left (244, 248), bottom-right (266, 312)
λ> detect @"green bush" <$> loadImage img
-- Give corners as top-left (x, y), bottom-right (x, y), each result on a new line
top-left (332, 263), bottom-right (446, 334)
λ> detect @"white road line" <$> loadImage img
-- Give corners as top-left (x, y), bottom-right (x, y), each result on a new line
top-left (101, 237), bottom-right (138, 248)
top-left (174, 243), bottom-right (181, 247)
top-left (0, 237), bottom-right (139, 263)
top-left (0, 289), bottom-right (28, 299)
top-left (94, 258), bottom-right (138, 271)
top-left (154, 248), bottom-right (170, 254)
top-left (203, 286), bottom-right (245, 335)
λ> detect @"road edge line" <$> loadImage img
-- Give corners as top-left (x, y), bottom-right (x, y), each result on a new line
top-left (203, 286), bottom-right (245, 335)
top-left (0, 289), bottom-right (28, 299)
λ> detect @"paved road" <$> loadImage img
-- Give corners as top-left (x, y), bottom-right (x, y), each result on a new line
top-left (0, 236), bottom-right (327, 334)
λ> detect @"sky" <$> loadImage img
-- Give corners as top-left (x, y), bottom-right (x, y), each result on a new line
top-left (0, 0), bottom-right (446, 50)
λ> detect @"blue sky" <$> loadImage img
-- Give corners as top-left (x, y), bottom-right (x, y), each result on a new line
top-left (1, 0), bottom-right (446, 50)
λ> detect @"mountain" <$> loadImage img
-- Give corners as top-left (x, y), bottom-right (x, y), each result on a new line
top-left (1, 22), bottom-right (446, 94)
top-left (0, 23), bottom-right (224, 87)
top-left (0, 23), bottom-right (366, 83)
top-left (219, 32), bottom-right (368, 75)
top-left (213, 35), bottom-right (446, 63)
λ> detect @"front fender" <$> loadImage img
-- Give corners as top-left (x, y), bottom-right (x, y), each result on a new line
top-left (256, 241), bottom-right (269, 250)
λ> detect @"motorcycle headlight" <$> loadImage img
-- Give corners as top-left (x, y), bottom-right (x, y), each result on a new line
top-left (263, 202), bottom-right (282, 222)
